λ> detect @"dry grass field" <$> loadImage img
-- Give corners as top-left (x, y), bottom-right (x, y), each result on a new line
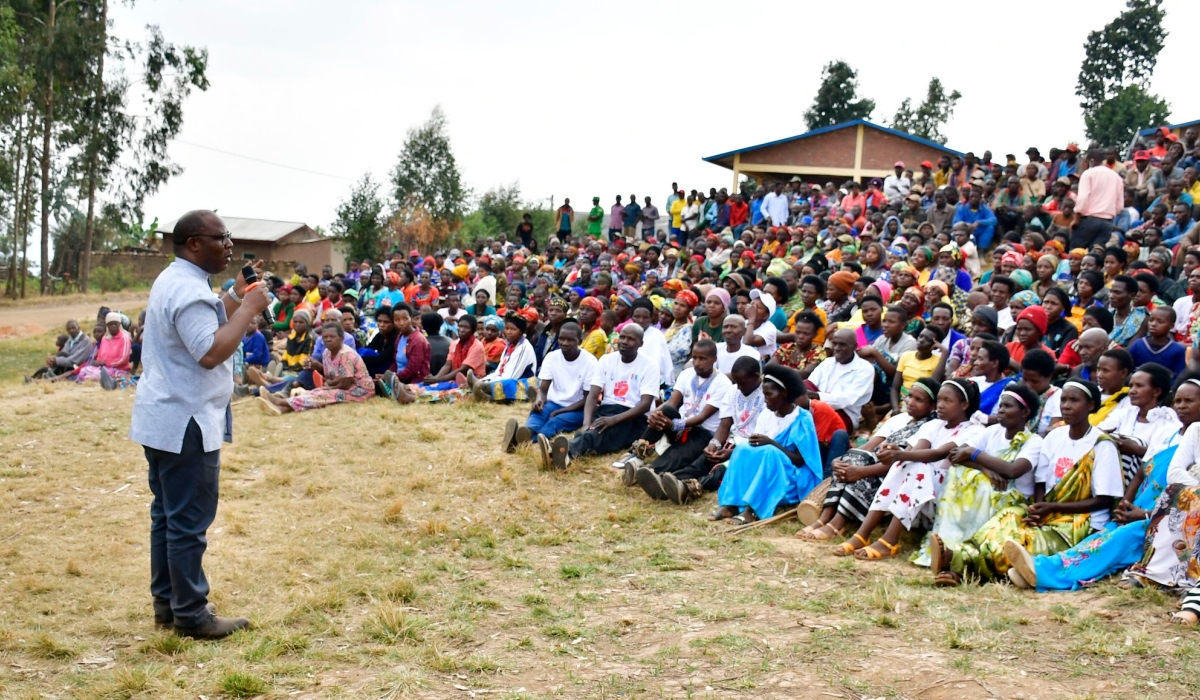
top-left (1, 339), bottom-right (1199, 699)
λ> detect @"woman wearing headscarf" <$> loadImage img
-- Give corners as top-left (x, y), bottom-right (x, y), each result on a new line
top-left (897, 287), bottom-right (926, 338)
top-left (1006, 305), bottom-right (1056, 370)
top-left (481, 314), bottom-right (507, 371)
top-left (692, 288), bottom-right (730, 345)
top-left (911, 246), bottom-right (934, 286)
top-left (663, 290), bottom-right (698, 377)
top-left (577, 296), bottom-right (609, 360)
top-left (74, 312), bottom-right (133, 388)
top-left (938, 243), bottom-right (973, 292)
top-left (272, 285), bottom-right (301, 333)
top-left (466, 313), bottom-right (539, 402)
top-left (821, 270), bottom-right (858, 325)
top-left (888, 263), bottom-right (919, 303)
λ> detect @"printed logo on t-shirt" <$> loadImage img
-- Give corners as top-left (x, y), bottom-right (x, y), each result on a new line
top-left (613, 380), bottom-right (630, 399)
top-left (1054, 457), bottom-right (1073, 479)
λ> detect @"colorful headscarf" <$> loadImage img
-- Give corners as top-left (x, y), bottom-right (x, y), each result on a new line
top-left (829, 270), bottom-right (858, 294)
top-left (891, 262), bottom-right (918, 278)
top-left (1010, 269), bottom-right (1033, 290)
top-left (675, 289), bottom-right (699, 309)
top-left (548, 295), bottom-right (569, 310)
top-left (662, 278), bottom-right (687, 292)
top-left (913, 246), bottom-right (934, 264)
top-left (1011, 289), bottom-right (1040, 308)
top-left (1068, 248), bottom-right (1087, 261)
top-left (939, 243), bottom-right (962, 266)
top-left (1001, 250), bottom-right (1024, 269)
top-left (483, 314), bottom-right (505, 331)
top-left (579, 296), bottom-right (605, 315)
top-left (924, 280), bottom-right (949, 298)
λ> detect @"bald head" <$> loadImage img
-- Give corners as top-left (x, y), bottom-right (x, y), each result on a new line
top-left (830, 328), bottom-right (857, 363)
top-left (171, 209), bottom-right (222, 245)
top-left (1078, 328), bottom-right (1109, 365)
top-left (621, 323), bottom-right (644, 341)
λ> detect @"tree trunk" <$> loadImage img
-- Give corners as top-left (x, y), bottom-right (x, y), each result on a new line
top-left (19, 124), bottom-right (36, 299)
top-left (39, 0), bottom-right (56, 295)
top-left (5, 112), bottom-right (24, 298)
top-left (81, 0), bottom-right (107, 293)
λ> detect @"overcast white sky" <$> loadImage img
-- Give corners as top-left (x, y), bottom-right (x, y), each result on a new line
top-left (109, 0), bottom-right (1200, 236)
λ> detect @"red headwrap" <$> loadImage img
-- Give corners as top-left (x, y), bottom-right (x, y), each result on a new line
top-left (674, 290), bottom-right (699, 309)
top-left (579, 296), bottom-right (604, 314)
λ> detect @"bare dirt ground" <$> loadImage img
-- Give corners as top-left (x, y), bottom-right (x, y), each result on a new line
top-left (0, 383), bottom-right (1196, 700)
top-left (0, 292), bottom-right (149, 341)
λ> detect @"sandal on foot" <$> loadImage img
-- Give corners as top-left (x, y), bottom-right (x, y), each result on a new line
top-left (1170, 611), bottom-right (1199, 626)
top-left (708, 507), bottom-right (736, 522)
top-left (797, 524), bottom-right (845, 541)
top-left (832, 533), bottom-right (870, 557)
top-left (929, 533), bottom-right (947, 574)
top-left (728, 514), bottom-right (747, 525)
top-left (1002, 539), bottom-right (1037, 589)
top-left (934, 571), bottom-right (962, 587)
top-left (854, 538), bottom-right (900, 560)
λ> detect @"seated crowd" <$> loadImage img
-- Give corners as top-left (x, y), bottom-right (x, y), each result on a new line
top-left (30, 133), bottom-right (1200, 625)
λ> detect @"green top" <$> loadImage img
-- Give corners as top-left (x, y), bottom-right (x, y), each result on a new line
top-left (691, 315), bottom-right (725, 346)
top-left (587, 206), bottom-right (605, 236)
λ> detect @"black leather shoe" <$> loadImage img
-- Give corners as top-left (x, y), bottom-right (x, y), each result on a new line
top-left (174, 613), bottom-right (250, 639)
top-left (155, 602), bottom-right (216, 629)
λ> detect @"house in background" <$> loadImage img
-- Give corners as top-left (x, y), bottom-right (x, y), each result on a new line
top-left (702, 118), bottom-right (963, 192)
top-left (155, 216), bottom-right (348, 275)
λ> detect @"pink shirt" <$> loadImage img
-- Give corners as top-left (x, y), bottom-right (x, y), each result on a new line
top-left (1074, 164), bottom-right (1123, 220)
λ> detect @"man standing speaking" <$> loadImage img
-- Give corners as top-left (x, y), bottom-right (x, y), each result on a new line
top-left (130, 210), bottom-right (270, 639)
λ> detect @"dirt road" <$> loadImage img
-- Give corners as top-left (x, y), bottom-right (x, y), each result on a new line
top-left (0, 292), bottom-right (149, 340)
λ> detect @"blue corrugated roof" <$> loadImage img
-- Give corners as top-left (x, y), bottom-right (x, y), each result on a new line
top-left (1138, 119), bottom-right (1200, 136)
top-left (702, 118), bottom-right (963, 165)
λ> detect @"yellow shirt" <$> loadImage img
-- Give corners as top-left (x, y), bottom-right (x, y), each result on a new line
top-left (895, 350), bottom-right (940, 393)
top-left (304, 287), bottom-right (320, 306)
top-left (933, 170), bottom-right (951, 188)
top-left (581, 328), bottom-right (608, 360)
top-left (670, 199), bottom-right (685, 228)
top-left (1189, 181), bottom-right (1200, 203)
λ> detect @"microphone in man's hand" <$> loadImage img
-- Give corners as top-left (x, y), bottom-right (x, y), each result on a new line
top-left (242, 264), bottom-right (262, 292)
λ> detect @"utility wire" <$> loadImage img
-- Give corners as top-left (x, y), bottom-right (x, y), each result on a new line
top-left (172, 139), bottom-right (356, 181)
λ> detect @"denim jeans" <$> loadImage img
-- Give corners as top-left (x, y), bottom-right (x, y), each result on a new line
top-left (821, 429), bottom-right (850, 480)
top-left (146, 418), bottom-right (220, 627)
top-left (525, 400), bottom-right (585, 440)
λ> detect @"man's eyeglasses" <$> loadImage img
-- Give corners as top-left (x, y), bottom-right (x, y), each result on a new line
top-left (186, 231), bottom-right (233, 244)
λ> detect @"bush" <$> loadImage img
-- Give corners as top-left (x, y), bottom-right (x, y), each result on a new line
top-left (91, 264), bottom-right (135, 293)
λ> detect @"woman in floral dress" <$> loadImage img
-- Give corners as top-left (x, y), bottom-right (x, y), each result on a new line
top-left (260, 322), bottom-right (374, 413)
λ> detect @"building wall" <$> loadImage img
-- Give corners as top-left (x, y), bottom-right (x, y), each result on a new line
top-left (89, 251), bottom-right (170, 285)
top-left (274, 239), bottom-right (336, 275)
top-left (739, 128), bottom-right (857, 169)
top-left (231, 241), bottom-right (276, 263)
top-left (860, 129), bottom-right (950, 171)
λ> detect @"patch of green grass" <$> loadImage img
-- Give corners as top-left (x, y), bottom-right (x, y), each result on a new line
top-left (365, 605), bottom-right (427, 644)
top-left (219, 670), bottom-right (269, 698)
top-left (139, 633), bottom-right (192, 657)
top-left (30, 632), bottom-right (75, 659)
top-left (559, 563), bottom-right (593, 580)
top-left (0, 330), bottom-right (57, 385)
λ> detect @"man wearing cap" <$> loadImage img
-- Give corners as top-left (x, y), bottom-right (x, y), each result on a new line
top-left (1025, 148), bottom-right (1047, 180)
top-left (916, 160), bottom-right (934, 186)
top-left (1053, 143), bottom-right (1081, 180)
top-left (883, 161), bottom-right (911, 202)
top-left (132, 210), bottom-right (272, 639)
top-left (1126, 150), bottom-right (1161, 211)
top-left (586, 197), bottom-right (604, 240)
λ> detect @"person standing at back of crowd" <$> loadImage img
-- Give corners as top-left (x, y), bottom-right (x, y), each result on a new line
top-left (608, 195), bottom-right (625, 243)
top-left (586, 197), bottom-right (604, 240)
top-left (131, 210), bottom-right (272, 639)
top-left (640, 196), bottom-right (659, 241)
top-left (622, 194), bottom-right (641, 241)
top-left (555, 198), bottom-right (574, 240)
top-left (1072, 148), bottom-right (1123, 251)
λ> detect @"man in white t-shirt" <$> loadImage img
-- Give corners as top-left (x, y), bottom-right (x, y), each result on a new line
top-left (661, 355), bottom-right (764, 505)
top-left (631, 297), bottom-right (675, 385)
top-left (716, 315), bottom-right (760, 373)
top-left (537, 324), bottom-right (659, 470)
top-left (808, 329), bottom-right (875, 431)
top-left (504, 323), bottom-right (596, 454)
top-left (616, 340), bottom-right (733, 498)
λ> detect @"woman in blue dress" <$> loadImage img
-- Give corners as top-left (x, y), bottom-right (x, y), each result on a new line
top-left (713, 363), bottom-right (823, 525)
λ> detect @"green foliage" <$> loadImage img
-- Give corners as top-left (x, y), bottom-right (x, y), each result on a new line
top-left (390, 105), bottom-right (469, 230)
top-left (803, 60), bottom-right (875, 131)
top-left (1087, 84), bottom-right (1171, 150)
top-left (1076, 0), bottom-right (1169, 146)
top-left (331, 173), bottom-right (386, 264)
top-left (457, 182), bottom-right (555, 249)
top-left (890, 77), bottom-right (961, 145)
top-left (118, 25), bottom-right (210, 223)
top-left (91, 263), bottom-right (135, 293)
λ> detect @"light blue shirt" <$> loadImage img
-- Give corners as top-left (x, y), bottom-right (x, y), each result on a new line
top-left (130, 258), bottom-right (233, 453)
